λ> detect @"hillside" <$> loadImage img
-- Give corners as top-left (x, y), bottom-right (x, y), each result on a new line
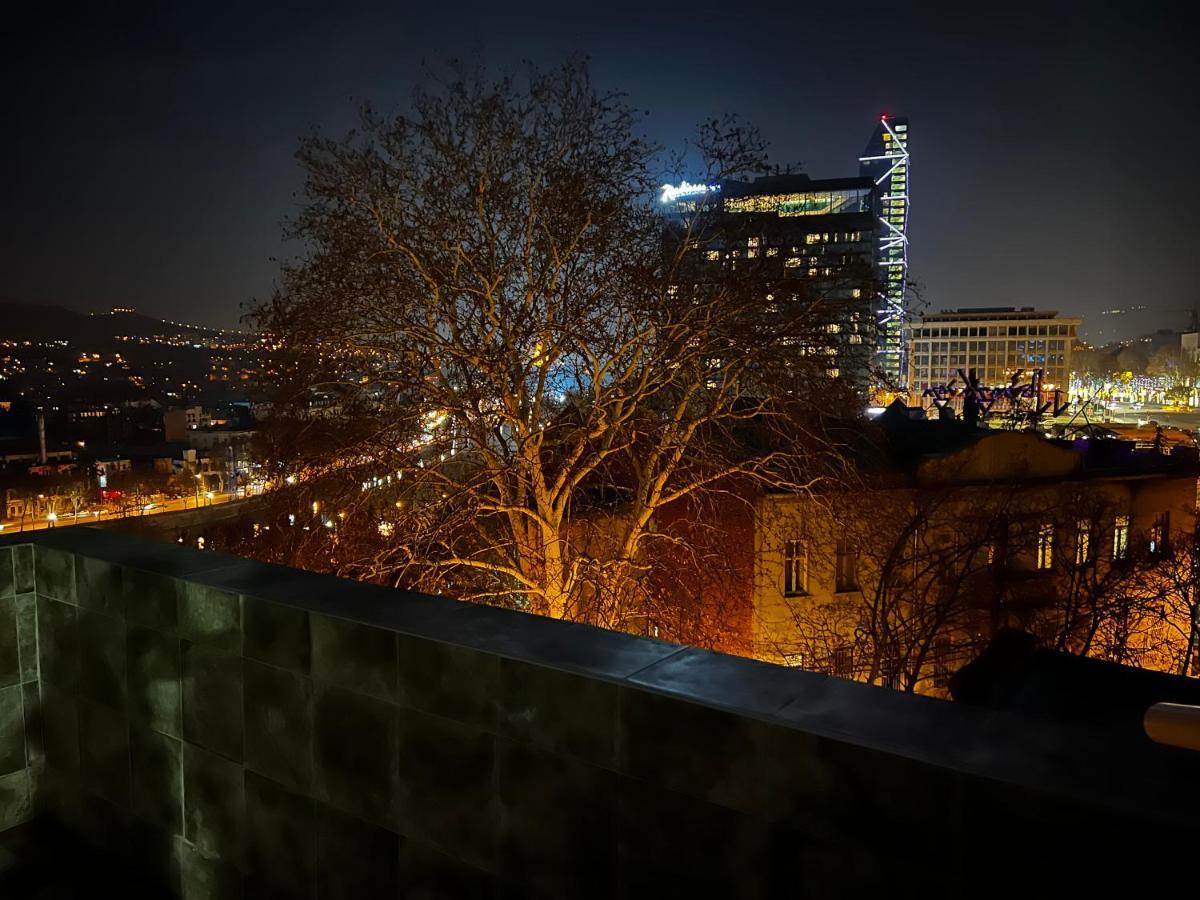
top-left (0, 303), bottom-right (231, 344)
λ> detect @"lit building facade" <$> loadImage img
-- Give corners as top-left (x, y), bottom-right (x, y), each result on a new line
top-left (662, 173), bottom-right (880, 386)
top-left (859, 116), bottom-right (910, 387)
top-left (907, 307), bottom-right (1081, 393)
top-left (659, 117), bottom-right (909, 392)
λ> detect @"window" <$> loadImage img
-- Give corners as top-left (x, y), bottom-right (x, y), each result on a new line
top-left (835, 539), bottom-right (859, 592)
top-left (783, 540), bottom-right (808, 596)
top-left (933, 637), bottom-right (953, 688)
top-left (831, 645), bottom-right (853, 678)
top-left (881, 653), bottom-right (902, 690)
top-left (1149, 511), bottom-right (1170, 555)
top-left (1074, 519), bottom-right (1091, 566)
top-left (1036, 523), bottom-right (1054, 570)
top-left (1113, 515), bottom-right (1129, 560)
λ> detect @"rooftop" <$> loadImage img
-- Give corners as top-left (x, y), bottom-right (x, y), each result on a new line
top-left (918, 307), bottom-right (1080, 322)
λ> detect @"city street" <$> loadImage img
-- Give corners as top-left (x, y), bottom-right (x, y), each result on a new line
top-left (1103, 401), bottom-right (1200, 431)
top-left (0, 490), bottom-right (241, 534)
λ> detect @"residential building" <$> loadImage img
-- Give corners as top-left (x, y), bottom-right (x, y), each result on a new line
top-left (1181, 330), bottom-right (1199, 365)
top-left (163, 406), bottom-right (212, 442)
top-left (751, 404), bottom-right (1198, 693)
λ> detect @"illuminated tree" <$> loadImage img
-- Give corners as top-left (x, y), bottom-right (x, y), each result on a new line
top-left (251, 61), bottom-right (848, 632)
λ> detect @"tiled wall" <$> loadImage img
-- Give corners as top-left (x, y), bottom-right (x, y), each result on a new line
top-left (3, 530), bottom-right (1199, 897)
top-left (0, 545), bottom-right (37, 832)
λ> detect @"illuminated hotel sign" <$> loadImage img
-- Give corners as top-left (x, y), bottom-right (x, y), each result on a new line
top-left (659, 180), bottom-right (719, 204)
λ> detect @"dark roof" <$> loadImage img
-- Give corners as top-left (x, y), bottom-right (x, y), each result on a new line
top-left (952, 629), bottom-right (1200, 743)
top-left (875, 403), bottom-right (1200, 480)
top-left (874, 400), bottom-right (988, 463)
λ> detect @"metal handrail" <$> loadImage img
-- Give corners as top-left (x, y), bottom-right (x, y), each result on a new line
top-left (1144, 702), bottom-right (1200, 752)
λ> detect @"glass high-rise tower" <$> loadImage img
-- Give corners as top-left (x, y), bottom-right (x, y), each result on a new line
top-left (859, 116), bottom-right (910, 388)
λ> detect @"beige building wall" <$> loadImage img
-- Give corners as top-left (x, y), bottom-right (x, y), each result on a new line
top-left (907, 309), bottom-right (1081, 395)
top-left (751, 434), bottom-right (1198, 693)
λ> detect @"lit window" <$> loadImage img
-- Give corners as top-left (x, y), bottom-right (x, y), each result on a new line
top-left (1113, 514), bottom-right (1129, 560)
top-left (1036, 523), bottom-right (1054, 570)
top-left (706, 250), bottom-right (719, 261)
top-left (826, 324), bottom-right (841, 334)
top-left (783, 540), bottom-right (808, 596)
top-left (1074, 519), bottom-right (1091, 566)
top-left (1149, 511), bottom-right (1170, 555)
top-left (766, 247), bottom-right (779, 257)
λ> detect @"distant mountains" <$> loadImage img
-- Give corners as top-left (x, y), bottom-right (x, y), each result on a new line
top-left (0, 303), bottom-right (235, 344)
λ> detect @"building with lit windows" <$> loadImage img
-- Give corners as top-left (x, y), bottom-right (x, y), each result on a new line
top-left (907, 307), bottom-right (1081, 395)
top-left (661, 172), bottom-right (880, 387)
top-left (660, 116), bottom-right (910, 392)
top-left (859, 116), bottom-right (910, 387)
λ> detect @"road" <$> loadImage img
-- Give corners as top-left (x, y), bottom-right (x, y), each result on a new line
top-left (1102, 402), bottom-right (1200, 431)
top-left (0, 490), bottom-right (241, 535)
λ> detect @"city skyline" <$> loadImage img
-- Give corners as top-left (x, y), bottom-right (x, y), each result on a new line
top-left (3, 2), bottom-right (1197, 334)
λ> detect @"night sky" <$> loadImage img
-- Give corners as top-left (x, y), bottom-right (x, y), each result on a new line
top-left (4, 1), bottom-right (1196, 339)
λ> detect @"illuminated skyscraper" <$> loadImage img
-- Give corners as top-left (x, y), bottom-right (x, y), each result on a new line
top-left (859, 115), bottom-right (910, 387)
top-left (659, 173), bottom-right (880, 389)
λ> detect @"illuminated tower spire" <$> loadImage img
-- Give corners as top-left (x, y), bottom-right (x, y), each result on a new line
top-left (859, 115), bottom-right (910, 388)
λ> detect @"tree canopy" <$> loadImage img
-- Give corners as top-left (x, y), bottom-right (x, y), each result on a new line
top-left (250, 61), bottom-right (851, 634)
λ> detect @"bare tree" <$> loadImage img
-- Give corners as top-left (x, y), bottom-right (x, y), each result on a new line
top-left (250, 61), bottom-right (845, 631)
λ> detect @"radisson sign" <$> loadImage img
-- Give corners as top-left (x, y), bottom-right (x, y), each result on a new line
top-left (658, 180), bottom-right (719, 204)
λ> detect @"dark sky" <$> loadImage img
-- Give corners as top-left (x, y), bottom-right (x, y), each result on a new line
top-left (3, 1), bottom-right (1196, 340)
